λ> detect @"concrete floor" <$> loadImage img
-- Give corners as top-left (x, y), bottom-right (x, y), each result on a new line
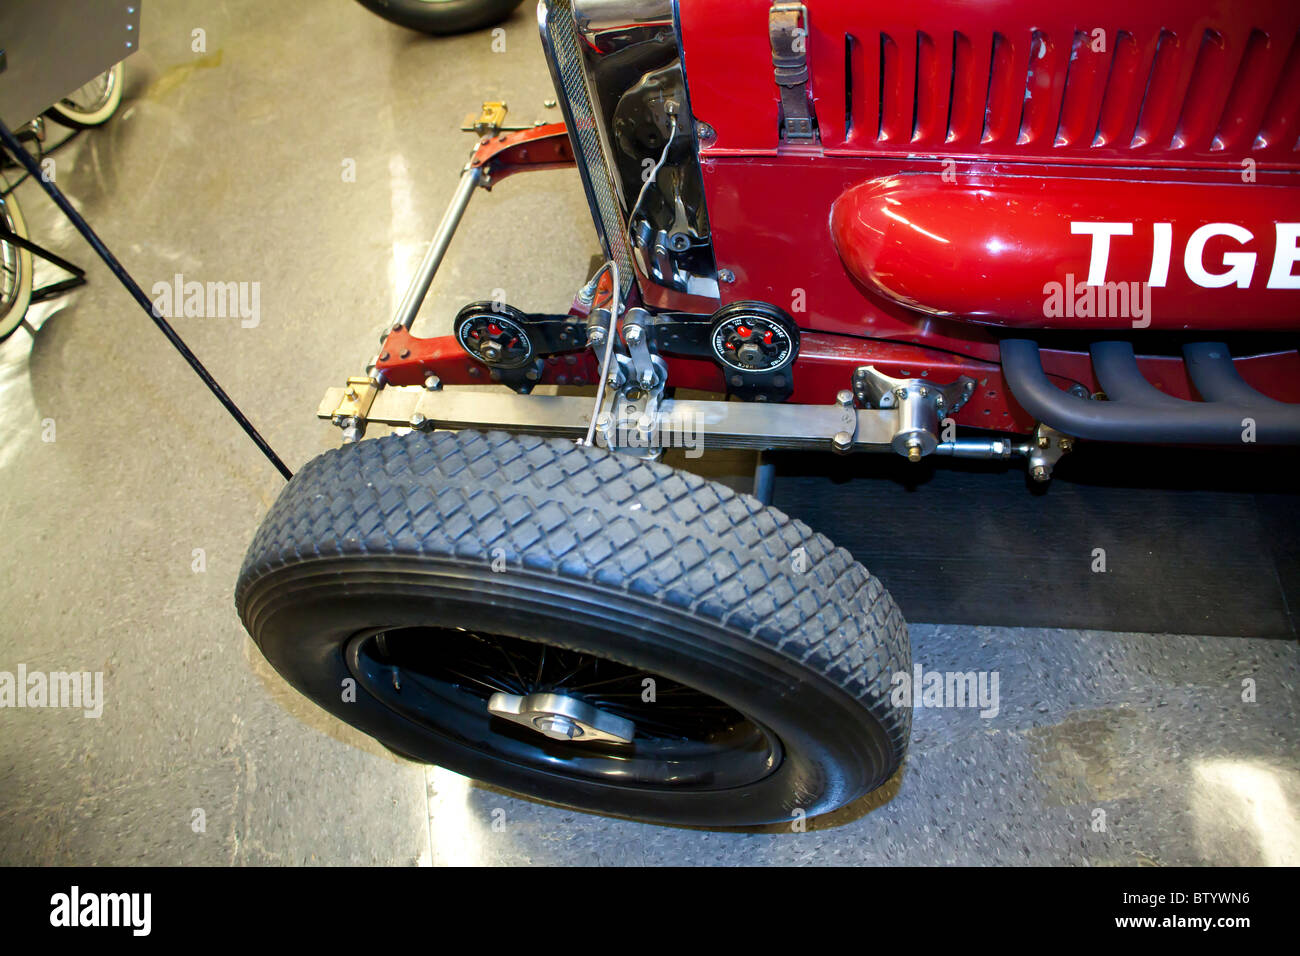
top-left (1, 0), bottom-right (1297, 865)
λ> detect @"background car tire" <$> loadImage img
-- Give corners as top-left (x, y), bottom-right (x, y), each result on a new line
top-left (355, 0), bottom-right (526, 35)
top-left (236, 430), bottom-right (911, 826)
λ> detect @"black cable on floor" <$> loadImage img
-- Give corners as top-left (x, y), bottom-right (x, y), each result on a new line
top-left (0, 116), bottom-right (294, 481)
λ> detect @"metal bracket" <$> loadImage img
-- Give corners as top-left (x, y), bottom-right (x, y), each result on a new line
top-left (1027, 424), bottom-right (1075, 482)
top-left (459, 100), bottom-right (555, 136)
top-left (462, 101), bottom-right (510, 136)
top-left (328, 376), bottom-right (380, 443)
top-left (621, 307), bottom-right (664, 392)
top-left (853, 366), bottom-right (976, 461)
top-left (595, 386), bottom-right (664, 460)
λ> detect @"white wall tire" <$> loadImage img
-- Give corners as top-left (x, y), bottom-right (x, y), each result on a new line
top-left (46, 62), bottom-right (125, 129)
top-left (0, 177), bottom-right (34, 344)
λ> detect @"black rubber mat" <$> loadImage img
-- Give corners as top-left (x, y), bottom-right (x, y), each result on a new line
top-left (769, 444), bottom-right (1300, 639)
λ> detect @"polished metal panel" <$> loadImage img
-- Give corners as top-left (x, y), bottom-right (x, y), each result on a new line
top-left (573, 0), bottom-right (673, 42)
top-left (0, 0), bottom-right (140, 125)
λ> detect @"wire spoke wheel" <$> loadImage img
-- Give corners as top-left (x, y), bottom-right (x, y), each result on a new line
top-left (64, 73), bottom-right (114, 114)
top-left (237, 431), bottom-right (910, 826)
top-left (0, 178), bottom-right (34, 342)
top-left (46, 62), bottom-right (125, 128)
top-left (347, 626), bottom-right (782, 790)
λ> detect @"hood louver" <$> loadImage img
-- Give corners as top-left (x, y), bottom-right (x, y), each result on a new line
top-left (839, 21), bottom-right (1300, 162)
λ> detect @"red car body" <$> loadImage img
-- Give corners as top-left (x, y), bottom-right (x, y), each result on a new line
top-left (250, 0), bottom-right (1300, 828)
top-left (375, 0), bottom-right (1300, 436)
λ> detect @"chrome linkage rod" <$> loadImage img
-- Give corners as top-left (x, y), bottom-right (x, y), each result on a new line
top-left (390, 159), bottom-right (484, 332)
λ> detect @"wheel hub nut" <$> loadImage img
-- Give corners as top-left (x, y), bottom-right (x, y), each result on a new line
top-left (533, 715), bottom-right (582, 740)
top-left (487, 691), bottom-right (635, 744)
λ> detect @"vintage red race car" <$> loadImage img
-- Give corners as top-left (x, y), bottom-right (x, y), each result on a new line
top-left (235, 0), bottom-right (1300, 826)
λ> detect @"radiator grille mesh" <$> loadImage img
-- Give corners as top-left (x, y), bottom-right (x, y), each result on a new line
top-left (543, 0), bottom-right (634, 294)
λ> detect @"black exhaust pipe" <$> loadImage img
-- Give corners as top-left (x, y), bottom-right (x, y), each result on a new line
top-left (999, 339), bottom-right (1300, 444)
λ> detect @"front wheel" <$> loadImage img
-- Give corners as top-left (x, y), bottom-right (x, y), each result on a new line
top-left (236, 430), bottom-right (910, 826)
top-left (355, 0), bottom-right (526, 35)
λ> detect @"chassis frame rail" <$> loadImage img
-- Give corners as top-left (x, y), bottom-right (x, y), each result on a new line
top-left (321, 385), bottom-right (886, 452)
top-left (319, 383), bottom-right (1038, 460)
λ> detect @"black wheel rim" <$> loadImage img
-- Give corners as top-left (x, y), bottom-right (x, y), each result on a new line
top-left (346, 627), bottom-right (783, 790)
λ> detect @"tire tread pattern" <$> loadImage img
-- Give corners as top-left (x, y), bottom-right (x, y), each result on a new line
top-left (237, 431), bottom-right (910, 761)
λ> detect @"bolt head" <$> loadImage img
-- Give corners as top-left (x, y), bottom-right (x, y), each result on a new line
top-left (836, 389), bottom-right (855, 408)
top-left (718, 269), bottom-right (735, 283)
top-left (624, 325), bottom-right (643, 345)
top-left (534, 715), bottom-right (582, 740)
top-left (831, 430), bottom-right (853, 453)
top-left (1031, 465), bottom-right (1050, 482)
top-left (1037, 435), bottom-right (1051, 449)
top-left (424, 373), bottom-right (442, 391)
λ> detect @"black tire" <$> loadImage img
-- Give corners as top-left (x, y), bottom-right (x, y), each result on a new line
top-left (236, 430), bottom-right (910, 826)
top-left (355, 0), bottom-right (526, 35)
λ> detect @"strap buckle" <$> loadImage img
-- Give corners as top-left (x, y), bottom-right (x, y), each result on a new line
top-left (769, 2), bottom-right (817, 142)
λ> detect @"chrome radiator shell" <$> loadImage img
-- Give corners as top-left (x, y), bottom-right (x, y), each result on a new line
top-left (537, 0), bottom-right (638, 296)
